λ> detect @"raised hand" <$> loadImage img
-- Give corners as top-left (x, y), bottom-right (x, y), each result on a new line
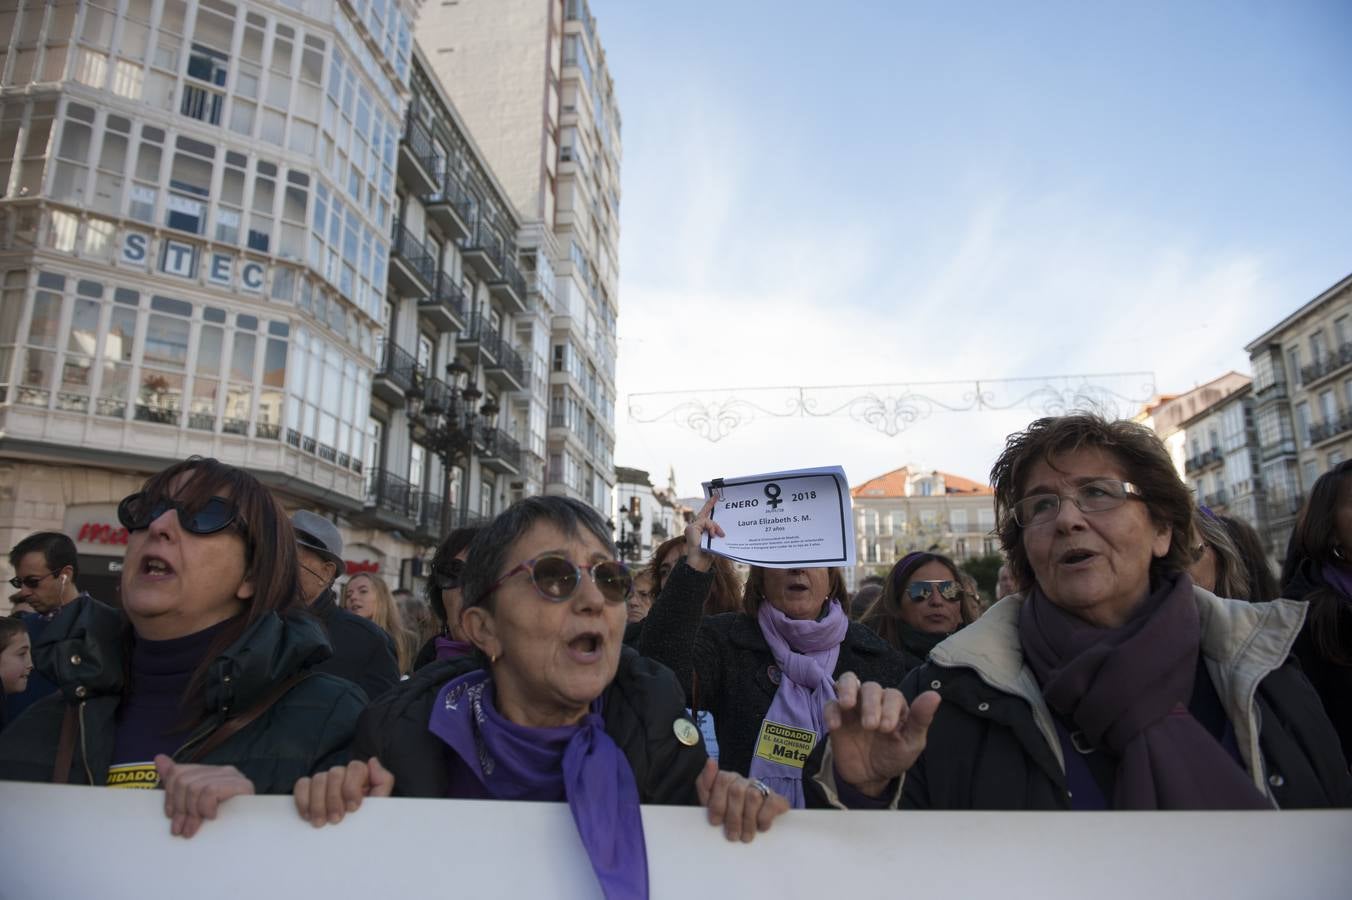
top-left (683, 495), bottom-right (725, 574)
top-left (823, 672), bottom-right (941, 797)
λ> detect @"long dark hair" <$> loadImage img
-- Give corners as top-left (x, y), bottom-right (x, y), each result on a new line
top-left (129, 457), bottom-right (302, 721)
top-left (861, 551), bottom-right (973, 650)
top-left (1282, 461), bottom-right (1352, 664)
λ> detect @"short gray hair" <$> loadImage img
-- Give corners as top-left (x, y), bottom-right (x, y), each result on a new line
top-left (461, 496), bottom-right (618, 612)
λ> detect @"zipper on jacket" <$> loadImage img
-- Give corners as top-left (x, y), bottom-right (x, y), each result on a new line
top-left (77, 702), bottom-right (94, 785)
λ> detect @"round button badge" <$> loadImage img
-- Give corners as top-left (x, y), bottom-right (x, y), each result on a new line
top-left (673, 718), bottom-right (700, 747)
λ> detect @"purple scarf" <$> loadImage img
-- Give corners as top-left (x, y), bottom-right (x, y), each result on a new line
top-left (1019, 574), bottom-right (1269, 809)
top-left (1320, 562), bottom-right (1352, 602)
top-left (749, 597), bottom-right (849, 808)
top-left (434, 636), bottom-right (475, 661)
top-left (428, 670), bottom-right (647, 900)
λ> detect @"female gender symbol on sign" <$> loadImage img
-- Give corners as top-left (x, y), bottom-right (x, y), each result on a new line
top-left (763, 483), bottom-right (783, 509)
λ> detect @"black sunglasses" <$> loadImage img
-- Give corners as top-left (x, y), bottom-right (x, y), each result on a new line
top-left (905, 580), bottom-right (963, 603)
top-left (432, 558), bottom-right (467, 590)
top-left (8, 572), bottom-right (57, 590)
top-left (117, 492), bottom-right (239, 535)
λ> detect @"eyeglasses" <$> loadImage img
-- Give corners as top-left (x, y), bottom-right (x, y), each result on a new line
top-left (8, 572), bottom-right (56, 590)
top-left (1011, 479), bottom-right (1145, 528)
top-left (905, 580), bottom-right (963, 603)
top-left (1190, 541), bottom-right (1210, 564)
top-left (474, 554), bottom-right (633, 607)
top-left (117, 492), bottom-right (240, 535)
top-left (432, 558), bottom-right (467, 591)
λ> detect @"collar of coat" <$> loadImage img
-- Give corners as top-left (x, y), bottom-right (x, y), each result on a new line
top-left (928, 586), bottom-right (1306, 790)
top-left (725, 609), bottom-right (896, 658)
top-left (32, 594), bottom-right (334, 715)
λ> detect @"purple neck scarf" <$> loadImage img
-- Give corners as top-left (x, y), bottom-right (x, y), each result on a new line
top-left (1019, 574), bottom-right (1268, 810)
top-left (434, 636), bottom-right (475, 661)
top-left (749, 597), bottom-right (849, 808)
top-left (1320, 562), bottom-right (1352, 602)
top-left (428, 670), bottom-right (647, 900)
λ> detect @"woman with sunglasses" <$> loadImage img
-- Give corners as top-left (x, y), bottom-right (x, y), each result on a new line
top-left (860, 551), bottom-right (980, 671)
top-left (412, 526), bottom-right (480, 671)
top-left (818, 415), bottom-right (1350, 810)
top-left (636, 498), bottom-right (907, 809)
top-left (0, 457), bottom-right (367, 837)
top-left (295, 496), bottom-right (788, 899)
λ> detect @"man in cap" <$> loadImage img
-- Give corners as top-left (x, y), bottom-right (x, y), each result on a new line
top-left (292, 510), bottom-right (399, 701)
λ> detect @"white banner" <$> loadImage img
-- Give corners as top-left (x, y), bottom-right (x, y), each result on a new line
top-left (701, 465), bottom-right (856, 569)
top-left (2, 782), bottom-right (1348, 899)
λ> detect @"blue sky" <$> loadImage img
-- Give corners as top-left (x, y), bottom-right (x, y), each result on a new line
top-left (594, 0), bottom-right (1352, 495)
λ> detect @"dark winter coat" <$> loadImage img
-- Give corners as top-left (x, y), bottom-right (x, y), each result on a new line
top-left (1281, 560), bottom-right (1352, 767)
top-left (806, 590), bottom-right (1351, 809)
top-left (309, 588), bottom-right (400, 703)
top-left (0, 595), bottom-right (367, 791)
top-left (637, 560), bottom-right (910, 778)
top-left (352, 647), bottom-right (708, 803)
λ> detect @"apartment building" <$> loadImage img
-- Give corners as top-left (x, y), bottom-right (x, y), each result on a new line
top-left (0, 1), bottom-right (547, 598)
top-left (849, 466), bottom-right (998, 588)
top-left (612, 466), bottom-right (682, 564)
top-left (1245, 272), bottom-right (1352, 557)
top-left (1175, 383), bottom-right (1264, 529)
top-left (415, 0), bottom-right (620, 513)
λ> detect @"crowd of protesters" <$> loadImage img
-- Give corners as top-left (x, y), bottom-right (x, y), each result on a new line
top-left (0, 413), bottom-right (1348, 897)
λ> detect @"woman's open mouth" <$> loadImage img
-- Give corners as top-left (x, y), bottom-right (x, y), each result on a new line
top-left (140, 555), bottom-right (175, 580)
top-left (1057, 548), bottom-right (1097, 567)
top-left (566, 632), bottom-right (603, 663)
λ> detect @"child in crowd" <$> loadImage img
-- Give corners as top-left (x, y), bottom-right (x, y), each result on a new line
top-left (0, 618), bottom-right (34, 732)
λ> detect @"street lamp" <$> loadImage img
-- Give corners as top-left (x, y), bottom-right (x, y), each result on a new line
top-left (406, 357), bottom-right (493, 535)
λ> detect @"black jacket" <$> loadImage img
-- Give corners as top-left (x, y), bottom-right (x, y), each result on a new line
top-left (638, 560), bottom-right (909, 777)
top-left (309, 588), bottom-right (400, 702)
top-left (1281, 561), bottom-right (1352, 766)
top-left (889, 592), bottom-right (1351, 809)
top-left (352, 647), bottom-right (708, 803)
top-left (0, 596), bottom-right (367, 791)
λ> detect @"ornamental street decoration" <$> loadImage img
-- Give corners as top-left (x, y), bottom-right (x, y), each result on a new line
top-left (627, 372), bottom-right (1156, 443)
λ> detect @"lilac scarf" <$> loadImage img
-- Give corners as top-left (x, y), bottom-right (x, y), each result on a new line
top-left (429, 670), bottom-right (647, 899)
top-left (1019, 574), bottom-right (1269, 809)
top-left (433, 636), bottom-right (475, 661)
top-left (749, 597), bottom-right (849, 808)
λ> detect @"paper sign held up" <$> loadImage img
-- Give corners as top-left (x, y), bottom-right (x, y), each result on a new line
top-left (701, 466), bottom-right (855, 569)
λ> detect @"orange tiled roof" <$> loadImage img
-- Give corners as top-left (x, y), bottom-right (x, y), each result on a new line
top-left (850, 466), bottom-right (993, 498)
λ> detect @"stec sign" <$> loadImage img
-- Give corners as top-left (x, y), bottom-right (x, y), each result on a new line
top-left (121, 231), bottom-right (266, 294)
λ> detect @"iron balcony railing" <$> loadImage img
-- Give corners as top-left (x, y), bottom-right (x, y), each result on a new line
top-left (1300, 342), bottom-right (1352, 387)
top-left (391, 218), bottom-right (437, 287)
top-left (366, 467), bottom-right (417, 521)
top-left (402, 112), bottom-right (441, 176)
top-left (481, 428), bottom-right (523, 469)
top-left (1309, 411), bottom-right (1352, 445)
top-left (376, 341), bottom-right (421, 394)
top-left (419, 270), bottom-right (468, 324)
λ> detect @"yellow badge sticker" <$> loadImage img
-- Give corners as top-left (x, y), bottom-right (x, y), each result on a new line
top-left (106, 761), bottom-right (160, 790)
top-left (754, 720), bottom-right (817, 769)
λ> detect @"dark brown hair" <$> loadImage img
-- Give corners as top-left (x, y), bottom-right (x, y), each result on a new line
top-left (1281, 461), bottom-right (1352, 664)
top-left (1218, 514), bottom-right (1279, 603)
top-left (1194, 509), bottom-right (1251, 600)
top-left (649, 535), bottom-right (742, 615)
top-left (130, 457), bottom-right (301, 720)
top-left (861, 551), bottom-right (975, 649)
top-left (742, 566), bottom-right (847, 617)
top-left (990, 414), bottom-right (1194, 590)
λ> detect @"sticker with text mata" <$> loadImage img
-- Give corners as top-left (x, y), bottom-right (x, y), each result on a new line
top-left (754, 720), bottom-right (818, 769)
top-left (106, 761), bottom-right (160, 790)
